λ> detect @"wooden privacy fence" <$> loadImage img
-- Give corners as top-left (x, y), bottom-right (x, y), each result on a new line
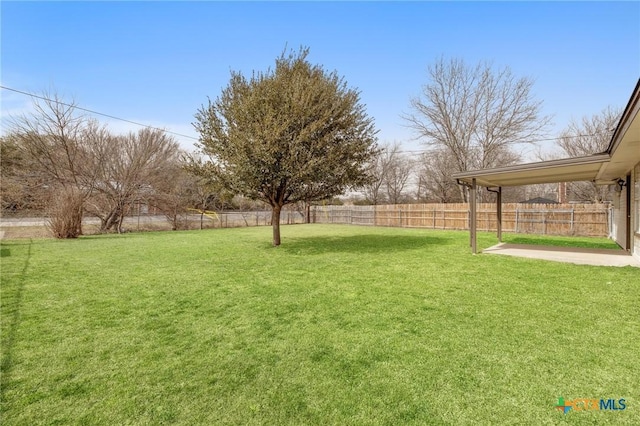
top-left (310, 203), bottom-right (611, 237)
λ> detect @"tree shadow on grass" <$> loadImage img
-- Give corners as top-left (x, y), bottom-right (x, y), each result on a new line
top-left (281, 234), bottom-right (449, 255)
top-left (1, 240), bottom-right (32, 405)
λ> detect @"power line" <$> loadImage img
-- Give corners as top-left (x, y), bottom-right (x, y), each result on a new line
top-left (2, 84), bottom-right (602, 150)
top-left (0, 85), bottom-right (199, 141)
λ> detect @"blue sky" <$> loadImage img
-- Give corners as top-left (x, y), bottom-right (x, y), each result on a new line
top-left (1, 1), bottom-right (639, 157)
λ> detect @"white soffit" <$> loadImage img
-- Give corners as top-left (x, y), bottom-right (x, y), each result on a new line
top-left (596, 87), bottom-right (640, 183)
top-left (453, 155), bottom-right (610, 187)
top-left (454, 79), bottom-right (640, 188)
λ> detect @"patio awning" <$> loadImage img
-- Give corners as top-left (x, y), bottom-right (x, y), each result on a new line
top-left (452, 154), bottom-right (611, 188)
top-left (453, 78), bottom-right (640, 189)
top-left (451, 78), bottom-right (640, 254)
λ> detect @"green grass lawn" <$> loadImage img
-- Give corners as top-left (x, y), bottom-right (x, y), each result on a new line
top-left (501, 233), bottom-right (622, 249)
top-left (1, 225), bottom-right (638, 425)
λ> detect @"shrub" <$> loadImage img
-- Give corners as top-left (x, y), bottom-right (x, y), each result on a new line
top-left (47, 188), bottom-right (83, 238)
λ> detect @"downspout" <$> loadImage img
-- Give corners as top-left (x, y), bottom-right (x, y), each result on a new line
top-left (626, 174), bottom-right (631, 251)
top-left (470, 178), bottom-right (477, 254)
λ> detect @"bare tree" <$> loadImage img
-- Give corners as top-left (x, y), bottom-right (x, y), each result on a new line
top-left (361, 141), bottom-right (406, 204)
top-left (519, 183), bottom-right (560, 202)
top-left (152, 165), bottom-right (195, 231)
top-left (361, 148), bottom-right (391, 205)
top-left (556, 107), bottom-right (621, 202)
top-left (85, 128), bottom-right (181, 233)
top-left (416, 148), bottom-right (461, 203)
top-left (6, 92), bottom-right (186, 235)
top-left (47, 187), bottom-right (84, 238)
top-left (513, 147), bottom-right (563, 202)
top-left (7, 93), bottom-right (101, 236)
top-left (557, 107), bottom-right (620, 157)
top-left (1, 135), bottom-right (35, 211)
top-left (405, 58), bottom-right (551, 201)
top-left (383, 143), bottom-right (413, 204)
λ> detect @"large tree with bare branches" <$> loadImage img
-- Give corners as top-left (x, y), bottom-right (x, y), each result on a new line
top-left (405, 58), bottom-right (550, 200)
top-left (85, 128), bottom-right (181, 232)
top-left (7, 92), bottom-right (183, 236)
top-left (8, 93), bottom-right (101, 236)
top-left (556, 106), bottom-right (621, 202)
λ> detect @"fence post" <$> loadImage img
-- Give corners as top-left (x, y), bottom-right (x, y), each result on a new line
top-left (570, 208), bottom-right (574, 234)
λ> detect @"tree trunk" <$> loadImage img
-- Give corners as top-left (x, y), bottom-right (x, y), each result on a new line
top-left (101, 209), bottom-right (119, 232)
top-left (116, 209), bottom-right (126, 234)
top-left (459, 185), bottom-right (468, 203)
top-left (272, 204), bottom-right (282, 246)
top-left (77, 205), bottom-right (84, 236)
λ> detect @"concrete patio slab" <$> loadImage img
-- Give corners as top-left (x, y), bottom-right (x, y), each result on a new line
top-left (483, 243), bottom-right (640, 267)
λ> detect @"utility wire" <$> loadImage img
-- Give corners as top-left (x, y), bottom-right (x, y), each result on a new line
top-left (0, 85), bottom-right (199, 141)
top-left (2, 84), bottom-right (602, 150)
